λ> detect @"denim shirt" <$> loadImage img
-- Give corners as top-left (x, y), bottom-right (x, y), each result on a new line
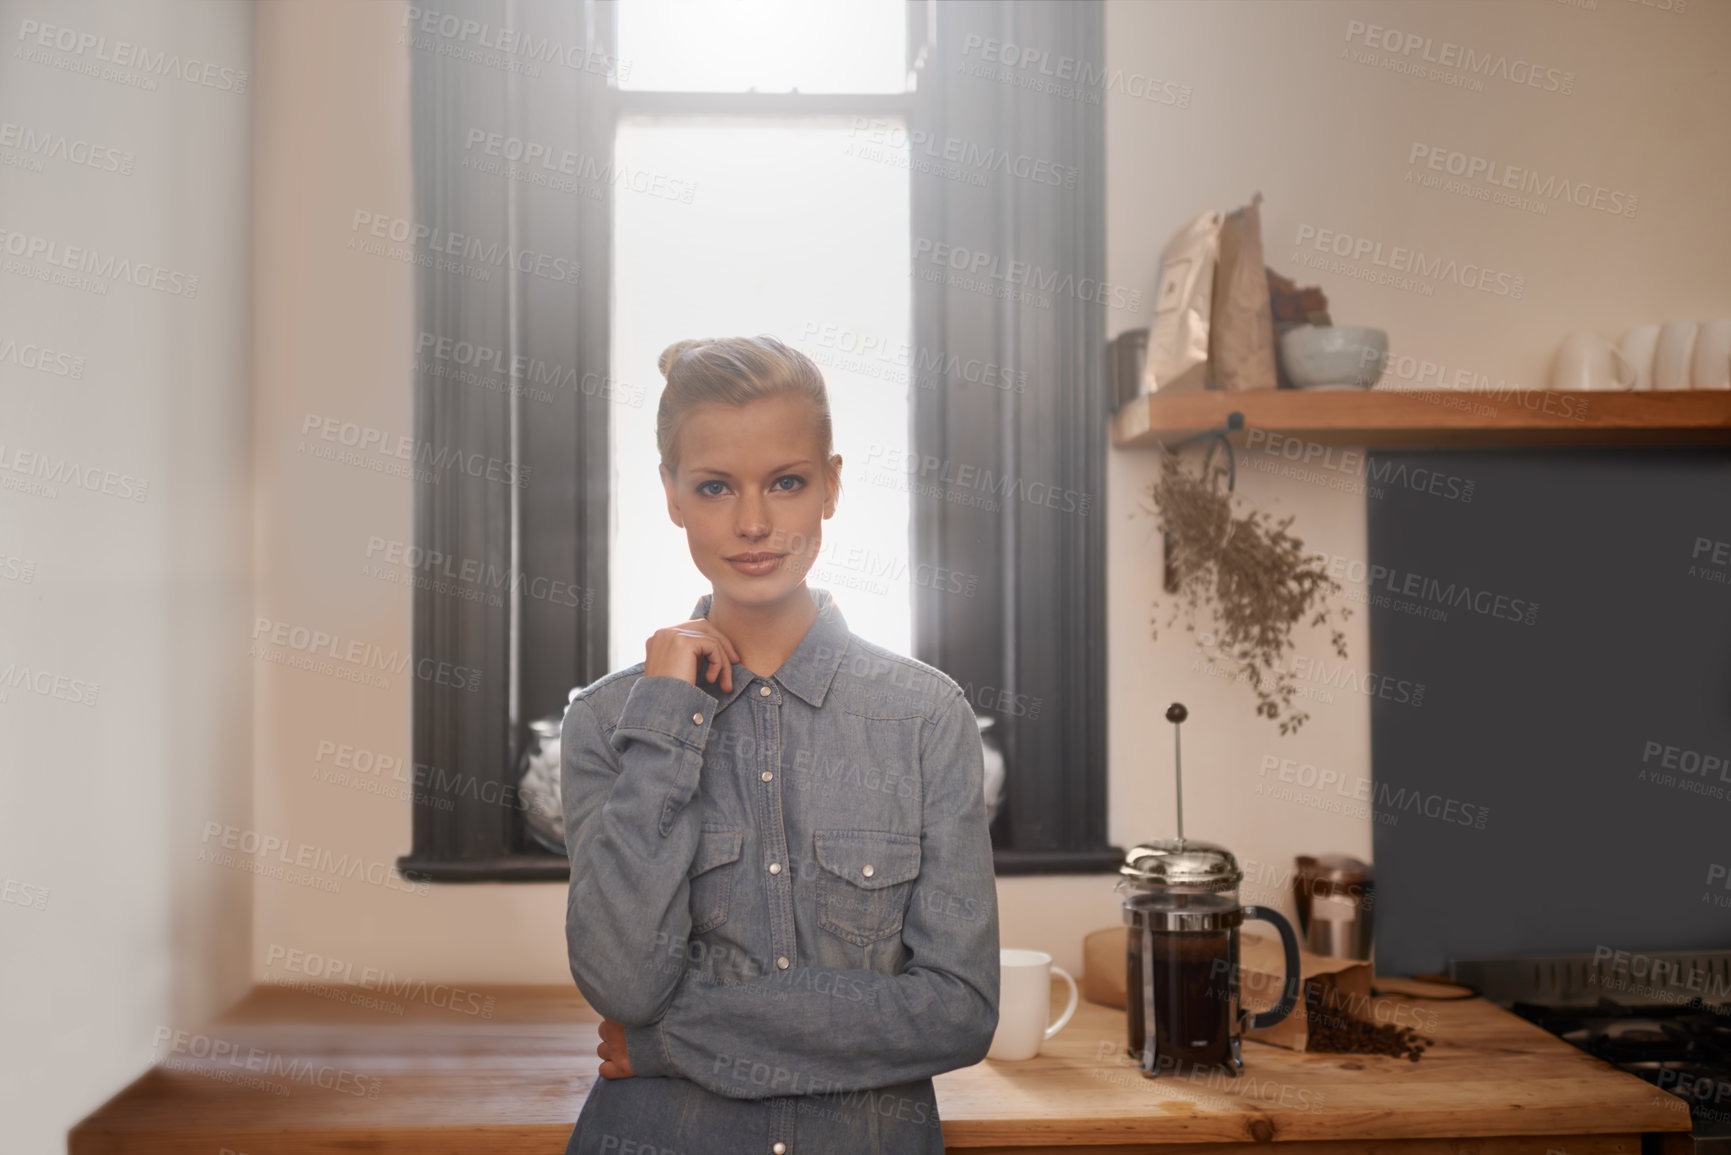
top-left (560, 586), bottom-right (1000, 1155)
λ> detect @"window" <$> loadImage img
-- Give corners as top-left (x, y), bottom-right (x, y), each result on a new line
top-left (401, 0), bottom-right (1117, 882)
top-left (617, 0), bottom-right (906, 94)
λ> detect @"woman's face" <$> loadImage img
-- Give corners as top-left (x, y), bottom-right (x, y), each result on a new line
top-left (660, 393), bottom-right (841, 611)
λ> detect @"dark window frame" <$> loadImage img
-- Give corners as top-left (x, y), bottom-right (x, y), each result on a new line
top-left (399, 0), bottom-right (1120, 883)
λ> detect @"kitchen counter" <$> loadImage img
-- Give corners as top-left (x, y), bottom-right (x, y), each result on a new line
top-left (70, 982), bottom-right (1692, 1154)
top-left (939, 983), bottom-right (1692, 1152)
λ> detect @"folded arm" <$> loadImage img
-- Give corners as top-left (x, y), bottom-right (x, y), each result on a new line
top-left (622, 685), bottom-right (1001, 1098)
top-left (563, 675), bottom-right (718, 1026)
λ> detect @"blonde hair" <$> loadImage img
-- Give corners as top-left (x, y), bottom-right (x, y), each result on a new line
top-left (655, 336), bottom-right (839, 496)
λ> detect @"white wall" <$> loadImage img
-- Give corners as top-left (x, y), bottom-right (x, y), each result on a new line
top-left (0, 1), bottom-right (254, 1151)
top-left (248, 0), bottom-right (577, 989)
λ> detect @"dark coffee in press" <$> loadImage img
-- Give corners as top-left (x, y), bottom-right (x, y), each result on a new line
top-left (1125, 928), bottom-right (1234, 1070)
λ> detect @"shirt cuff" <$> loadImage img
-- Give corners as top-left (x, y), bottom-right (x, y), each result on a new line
top-left (617, 674), bottom-right (717, 750)
top-left (623, 1018), bottom-right (672, 1079)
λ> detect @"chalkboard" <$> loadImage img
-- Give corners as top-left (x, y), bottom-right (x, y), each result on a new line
top-left (1364, 447), bottom-right (1731, 978)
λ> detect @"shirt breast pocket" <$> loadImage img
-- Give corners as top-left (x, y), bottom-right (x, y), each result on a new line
top-left (814, 828), bottom-right (921, 947)
top-left (688, 825), bottom-right (744, 935)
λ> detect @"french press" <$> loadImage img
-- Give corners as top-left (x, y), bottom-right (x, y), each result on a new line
top-left (1117, 703), bottom-right (1303, 1077)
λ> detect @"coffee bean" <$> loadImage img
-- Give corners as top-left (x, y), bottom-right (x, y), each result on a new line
top-left (1302, 1004), bottom-right (1427, 1060)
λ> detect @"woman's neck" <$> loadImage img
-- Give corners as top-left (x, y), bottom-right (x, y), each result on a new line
top-left (706, 584), bottom-right (819, 681)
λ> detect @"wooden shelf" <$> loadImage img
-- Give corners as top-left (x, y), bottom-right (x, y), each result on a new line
top-left (1111, 387), bottom-right (1731, 449)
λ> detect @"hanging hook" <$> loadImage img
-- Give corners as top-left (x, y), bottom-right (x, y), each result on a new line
top-left (1163, 410), bottom-right (1244, 493)
top-left (1159, 412), bottom-right (1246, 594)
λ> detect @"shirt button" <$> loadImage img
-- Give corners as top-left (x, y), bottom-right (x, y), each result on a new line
top-left (772, 1144), bottom-right (787, 1154)
top-left (761, 770), bottom-right (773, 782)
top-left (759, 685), bottom-right (771, 696)
top-left (768, 862), bottom-right (781, 874)
top-left (692, 712), bottom-right (703, 724)
top-left (862, 864), bottom-right (874, 878)
top-left (776, 956), bottom-right (789, 970)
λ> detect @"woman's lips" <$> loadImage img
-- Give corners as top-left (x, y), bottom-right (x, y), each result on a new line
top-left (727, 553), bottom-right (785, 576)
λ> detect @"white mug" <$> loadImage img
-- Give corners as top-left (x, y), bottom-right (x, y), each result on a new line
top-left (1549, 330), bottom-right (1636, 391)
top-left (1690, 319), bottom-right (1731, 389)
top-left (1653, 321), bottom-right (1699, 390)
top-left (1619, 324), bottom-right (1660, 391)
top-left (986, 948), bottom-right (1078, 1061)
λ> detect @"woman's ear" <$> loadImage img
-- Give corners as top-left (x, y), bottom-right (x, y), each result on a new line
top-left (660, 463), bottom-right (685, 528)
top-left (823, 453), bottom-right (842, 518)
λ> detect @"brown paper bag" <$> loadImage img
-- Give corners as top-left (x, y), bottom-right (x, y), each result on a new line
top-left (1143, 208), bottom-right (1223, 395)
top-left (1208, 192), bottom-right (1277, 392)
top-left (1081, 925), bottom-right (1374, 1052)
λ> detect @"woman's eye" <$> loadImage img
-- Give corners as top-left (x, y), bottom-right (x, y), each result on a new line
top-left (695, 476), bottom-right (801, 497)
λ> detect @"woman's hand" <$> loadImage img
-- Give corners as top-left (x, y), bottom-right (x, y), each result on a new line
top-left (597, 1017), bottom-right (636, 1079)
top-left (645, 618), bottom-right (741, 693)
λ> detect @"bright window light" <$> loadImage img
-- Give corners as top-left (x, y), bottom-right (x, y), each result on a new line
top-left (610, 118), bottom-right (912, 668)
top-left (616, 0), bottom-right (907, 94)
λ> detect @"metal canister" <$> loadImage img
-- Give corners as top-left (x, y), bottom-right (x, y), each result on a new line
top-left (1293, 855), bottom-right (1375, 960)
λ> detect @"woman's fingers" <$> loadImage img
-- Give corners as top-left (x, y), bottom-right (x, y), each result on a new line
top-left (710, 638), bottom-right (732, 692)
top-left (707, 627), bottom-right (742, 666)
top-left (648, 619), bottom-right (741, 692)
top-left (596, 1018), bottom-right (634, 1079)
top-left (680, 625), bottom-right (735, 692)
top-left (684, 622), bottom-right (740, 665)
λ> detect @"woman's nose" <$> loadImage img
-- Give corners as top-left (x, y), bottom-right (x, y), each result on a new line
top-left (735, 494), bottom-right (769, 539)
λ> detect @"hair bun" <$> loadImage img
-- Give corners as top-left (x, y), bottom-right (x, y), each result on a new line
top-left (658, 339), bottom-right (712, 381)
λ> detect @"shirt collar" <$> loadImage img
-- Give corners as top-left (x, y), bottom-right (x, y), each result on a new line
top-left (687, 585), bottom-right (850, 712)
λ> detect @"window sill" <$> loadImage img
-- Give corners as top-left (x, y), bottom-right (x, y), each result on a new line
top-left (991, 845), bottom-right (1124, 875)
top-left (395, 853), bottom-right (568, 883)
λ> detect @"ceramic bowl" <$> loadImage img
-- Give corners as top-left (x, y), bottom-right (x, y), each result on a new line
top-left (1278, 325), bottom-right (1388, 389)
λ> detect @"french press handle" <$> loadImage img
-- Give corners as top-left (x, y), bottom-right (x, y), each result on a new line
top-left (1239, 905), bottom-right (1303, 1030)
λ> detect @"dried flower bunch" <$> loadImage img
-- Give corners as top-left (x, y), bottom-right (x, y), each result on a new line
top-left (1148, 446), bottom-right (1350, 735)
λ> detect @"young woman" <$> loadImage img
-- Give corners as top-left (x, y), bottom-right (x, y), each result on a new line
top-left (560, 336), bottom-right (1000, 1155)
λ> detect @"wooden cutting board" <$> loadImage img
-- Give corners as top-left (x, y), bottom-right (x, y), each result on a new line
top-left (1372, 974), bottom-right (1478, 1000)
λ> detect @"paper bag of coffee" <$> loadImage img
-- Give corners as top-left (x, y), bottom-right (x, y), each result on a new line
top-left (1142, 208), bottom-right (1223, 395)
top-left (1237, 930), bottom-right (1375, 1051)
top-left (1209, 192), bottom-right (1277, 392)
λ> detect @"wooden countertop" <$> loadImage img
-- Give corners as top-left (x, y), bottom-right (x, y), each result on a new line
top-left (944, 984), bottom-right (1691, 1153)
top-left (70, 981), bottom-right (1693, 1154)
